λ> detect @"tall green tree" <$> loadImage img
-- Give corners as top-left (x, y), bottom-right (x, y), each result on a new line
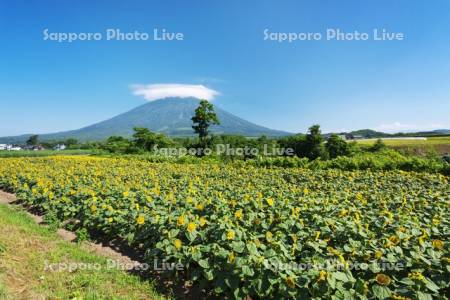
top-left (304, 124), bottom-right (326, 160)
top-left (191, 100), bottom-right (220, 143)
top-left (26, 135), bottom-right (39, 146)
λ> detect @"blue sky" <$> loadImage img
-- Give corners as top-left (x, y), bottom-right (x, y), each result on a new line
top-left (1, 0), bottom-right (450, 136)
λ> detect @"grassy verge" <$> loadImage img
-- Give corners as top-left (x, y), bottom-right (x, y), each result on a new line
top-left (0, 203), bottom-right (165, 300)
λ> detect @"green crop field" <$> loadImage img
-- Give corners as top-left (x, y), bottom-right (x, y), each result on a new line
top-left (355, 136), bottom-right (450, 155)
top-left (355, 137), bottom-right (450, 146)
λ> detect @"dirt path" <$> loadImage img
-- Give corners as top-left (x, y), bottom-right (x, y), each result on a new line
top-left (0, 190), bottom-right (17, 204)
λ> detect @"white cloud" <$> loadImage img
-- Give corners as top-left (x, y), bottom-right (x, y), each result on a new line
top-left (131, 83), bottom-right (220, 101)
top-left (373, 121), bottom-right (444, 133)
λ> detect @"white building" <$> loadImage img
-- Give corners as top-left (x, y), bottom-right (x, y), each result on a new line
top-left (54, 144), bottom-right (66, 151)
top-left (0, 144), bottom-right (16, 151)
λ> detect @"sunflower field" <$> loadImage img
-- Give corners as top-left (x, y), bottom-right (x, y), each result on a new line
top-left (0, 156), bottom-right (448, 299)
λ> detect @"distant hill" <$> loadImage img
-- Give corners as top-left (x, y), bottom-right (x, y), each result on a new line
top-left (349, 129), bottom-right (390, 138)
top-left (0, 98), bottom-right (290, 143)
top-left (324, 128), bottom-right (450, 139)
top-left (390, 129), bottom-right (450, 137)
top-left (416, 129), bottom-right (450, 135)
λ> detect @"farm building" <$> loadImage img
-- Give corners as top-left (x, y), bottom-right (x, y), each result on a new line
top-left (0, 144), bottom-right (17, 151)
top-left (54, 144), bottom-right (66, 151)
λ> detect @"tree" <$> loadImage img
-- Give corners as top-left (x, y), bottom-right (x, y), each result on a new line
top-left (326, 134), bottom-right (349, 158)
top-left (26, 135), bottom-right (39, 146)
top-left (132, 127), bottom-right (171, 151)
top-left (104, 136), bottom-right (131, 153)
top-left (303, 125), bottom-right (326, 160)
top-left (277, 134), bottom-right (306, 157)
top-left (65, 138), bottom-right (78, 147)
top-left (191, 100), bottom-right (220, 144)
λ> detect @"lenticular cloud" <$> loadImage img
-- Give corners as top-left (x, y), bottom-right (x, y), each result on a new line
top-left (131, 83), bottom-right (220, 101)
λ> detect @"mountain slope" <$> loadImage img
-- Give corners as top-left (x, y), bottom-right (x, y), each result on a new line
top-left (0, 98), bottom-right (290, 142)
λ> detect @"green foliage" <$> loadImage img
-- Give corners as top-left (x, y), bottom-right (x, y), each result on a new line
top-left (64, 138), bottom-right (79, 147)
top-left (278, 125), bottom-right (327, 159)
top-left (252, 156), bottom-right (310, 168)
top-left (132, 127), bottom-right (172, 151)
top-left (43, 210), bottom-right (61, 232)
top-left (191, 100), bottom-right (220, 142)
top-left (326, 134), bottom-right (349, 158)
top-left (26, 134), bottom-right (39, 146)
top-left (371, 138), bottom-right (387, 152)
top-left (304, 124), bottom-right (327, 159)
top-left (314, 149), bottom-right (450, 174)
top-left (103, 128), bottom-right (175, 154)
top-left (250, 150), bottom-right (449, 174)
top-left (346, 141), bottom-right (361, 156)
top-left (277, 134), bottom-right (306, 156)
top-left (75, 228), bottom-right (89, 243)
top-left (207, 135), bottom-right (277, 159)
top-left (36, 139), bottom-right (99, 150)
top-left (102, 147), bottom-right (449, 175)
top-left (104, 136), bottom-right (132, 153)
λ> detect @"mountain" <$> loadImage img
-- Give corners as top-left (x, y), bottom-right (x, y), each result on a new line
top-left (0, 98), bottom-right (290, 143)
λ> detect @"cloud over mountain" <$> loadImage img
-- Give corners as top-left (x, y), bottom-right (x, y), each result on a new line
top-left (131, 83), bottom-right (219, 101)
